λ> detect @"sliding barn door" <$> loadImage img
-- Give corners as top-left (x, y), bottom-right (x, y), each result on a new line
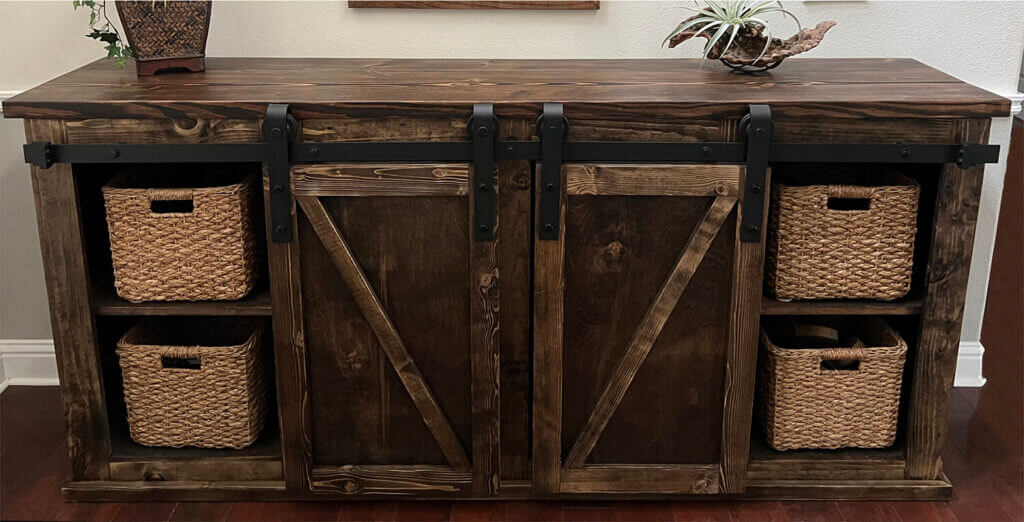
top-left (533, 163), bottom-right (766, 495)
top-left (272, 163), bottom-right (498, 497)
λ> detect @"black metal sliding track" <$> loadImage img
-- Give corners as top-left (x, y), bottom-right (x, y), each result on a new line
top-left (23, 103), bottom-right (1001, 244)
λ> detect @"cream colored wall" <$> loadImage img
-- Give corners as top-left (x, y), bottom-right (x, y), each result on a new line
top-left (1, 0), bottom-right (1022, 342)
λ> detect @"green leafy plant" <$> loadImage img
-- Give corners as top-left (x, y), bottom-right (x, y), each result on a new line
top-left (74, 0), bottom-right (132, 67)
top-left (664, 1), bottom-right (801, 66)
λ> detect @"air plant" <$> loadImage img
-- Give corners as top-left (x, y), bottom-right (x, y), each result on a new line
top-left (664, 1), bottom-right (802, 67)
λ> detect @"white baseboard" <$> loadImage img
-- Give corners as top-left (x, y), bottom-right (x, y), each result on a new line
top-left (953, 341), bottom-right (987, 388)
top-left (0, 338), bottom-right (990, 393)
top-left (0, 339), bottom-right (59, 394)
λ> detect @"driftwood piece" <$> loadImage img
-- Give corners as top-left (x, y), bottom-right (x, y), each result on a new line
top-left (669, 20), bottom-right (836, 68)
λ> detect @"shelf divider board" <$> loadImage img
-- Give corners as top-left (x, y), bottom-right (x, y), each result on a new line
top-left (761, 296), bottom-right (923, 316)
top-left (93, 288), bottom-right (272, 316)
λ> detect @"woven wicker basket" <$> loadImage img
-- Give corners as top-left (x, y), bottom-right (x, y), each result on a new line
top-left (766, 171), bottom-right (920, 301)
top-left (117, 318), bottom-right (266, 449)
top-left (102, 173), bottom-right (259, 303)
top-left (758, 317), bottom-right (907, 451)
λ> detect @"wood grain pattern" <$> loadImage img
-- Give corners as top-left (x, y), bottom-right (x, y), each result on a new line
top-left (562, 196), bottom-right (737, 470)
top-left (560, 465), bottom-right (719, 495)
top-left (470, 162), bottom-right (500, 495)
top-left (564, 164), bottom-right (740, 197)
top-left (297, 196), bottom-right (471, 471)
top-left (62, 118), bottom-right (261, 143)
top-left (349, 1), bottom-right (599, 8)
top-left (497, 118), bottom-right (534, 482)
top-left (61, 481), bottom-right (287, 502)
top-left (93, 287), bottom-right (272, 316)
top-left (718, 167), bottom-right (768, 494)
top-left (310, 466), bottom-right (471, 496)
top-left (2, 58), bottom-right (1009, 120)
top-left (905, 118), bottom-right (991, 480)
top-left (292, 164), bottom-right (470, 197)
top-left (761, 296), bottom-right (923, 316)
top-left (264, 178), bottom-right (314, 495)
top-left (108, 459), bottom-right (281, 482)
top-left (532, 166), bottom-right (566, 494)
top-left (24, 119), bottom-right (111, 482)
top-left (300, 117), bottom-right (467, 142)
top-left (744, 478), bottom-right (953, 501)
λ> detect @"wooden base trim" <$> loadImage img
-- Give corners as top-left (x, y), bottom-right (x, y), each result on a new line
top-left (309, 465), bottom-right (472, 497)
top-left (744, 475), bottom-right (953, 501)
top-left (60, 475), bottom-right (953, 501)
top-left (560, 465), bottom-right (720, 495)
top-left (61, 480), bottom-right (287, 502)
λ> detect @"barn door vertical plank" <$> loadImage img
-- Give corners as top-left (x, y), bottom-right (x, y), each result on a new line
top-left (264, 178), bottom-right (314, 495)
top-left (470, 154), bottom-right (500, 495)
top-left (533, 166), bottom-right (567, 494)
top-left (498, 117), bottom-right (535, 482)
top-left (719, 166), bottom-right (769, 494)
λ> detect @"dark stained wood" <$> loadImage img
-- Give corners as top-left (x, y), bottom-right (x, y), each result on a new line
top-left (62, 481), bottom-right (287, 502)
top-left (562, 196), bottom-right (737, 469)
top-left (2, 58), bottom-right (1009, 120)
top-left (292, 164), bottom-right (470, 197)
top-left (349, 1), bottom-right (599, 8)
top-left (135, 56), bottom-right (206, 76)
top-left (772, 118), bottom-right (960, 144)
top-left (93, 287), bottom-right (272, 316)
top-left (744, 477), bottom-right (952, 501)
top-left (559, 465), bottom-right (719, 495)
top-left (310, 466), bottom-right (472, 496)
top-left (497, 118), bottom-right (534, 482)
top-left (470, 160), bottom-right (501, 495)
top-left (718, 167), bottom-right (769, 494)
top-left (62, 118), bottom-right (261, 143)
top-left (532, 165), bottom-right (567, 494)
top-left (5, 59), bottom-right (1006, 503)
top-left (264, 179), bottom-right (315, 496)
top-left (108, 459), bottom-right (281, 482)
top-left (24, 119), bottom-right (111, 482)
top-left (564, 164), bottom-right (740, 197)
top-left (297, 195), bottom-right (472, 471)
top-left (5, 366), bottom-right (1021, 506)
top-left (761, 296), bottom-right (923, 316)
top-left (905, 118), bottom-right (991, 480)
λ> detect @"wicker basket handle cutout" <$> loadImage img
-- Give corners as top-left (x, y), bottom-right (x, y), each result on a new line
top-left (818, 346), bottom-right (869, 374)
top-left (146, 188), bottom-right (196, 215)
top-left (825, 185), bottom-right (875, 212)
top-left (157, 346), bottom-right (204, 371)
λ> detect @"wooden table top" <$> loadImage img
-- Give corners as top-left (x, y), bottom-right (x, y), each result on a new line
top-left (2, 57), bottom-right (1010, 120)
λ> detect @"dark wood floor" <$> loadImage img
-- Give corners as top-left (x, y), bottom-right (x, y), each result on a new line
top-left (2, 119), bottom-right (1021, 521)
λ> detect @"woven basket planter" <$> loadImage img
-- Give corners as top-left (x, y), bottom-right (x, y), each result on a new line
top-left (757, 317), bottom-right (907, 451)
top-left (102, 173), bottom-right (259, 303)
top-left (766, 171), bottom-right (920, 301)
top-left (116, 1), bottom-right (212, 76)
top-left (117, 318), bottom-right (266, 449)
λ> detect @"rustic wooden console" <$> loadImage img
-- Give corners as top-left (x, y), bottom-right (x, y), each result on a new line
top-left (3, 58), bottom-right (1009, 501)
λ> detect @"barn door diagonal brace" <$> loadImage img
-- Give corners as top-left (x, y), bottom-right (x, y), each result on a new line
top-left (469, 103), bottom-right (498, 241)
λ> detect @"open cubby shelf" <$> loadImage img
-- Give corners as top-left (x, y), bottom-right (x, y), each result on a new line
top-left (109, 421), bottom-right (282, 463)
top-left (747, 430), bottom-right (904, 464)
